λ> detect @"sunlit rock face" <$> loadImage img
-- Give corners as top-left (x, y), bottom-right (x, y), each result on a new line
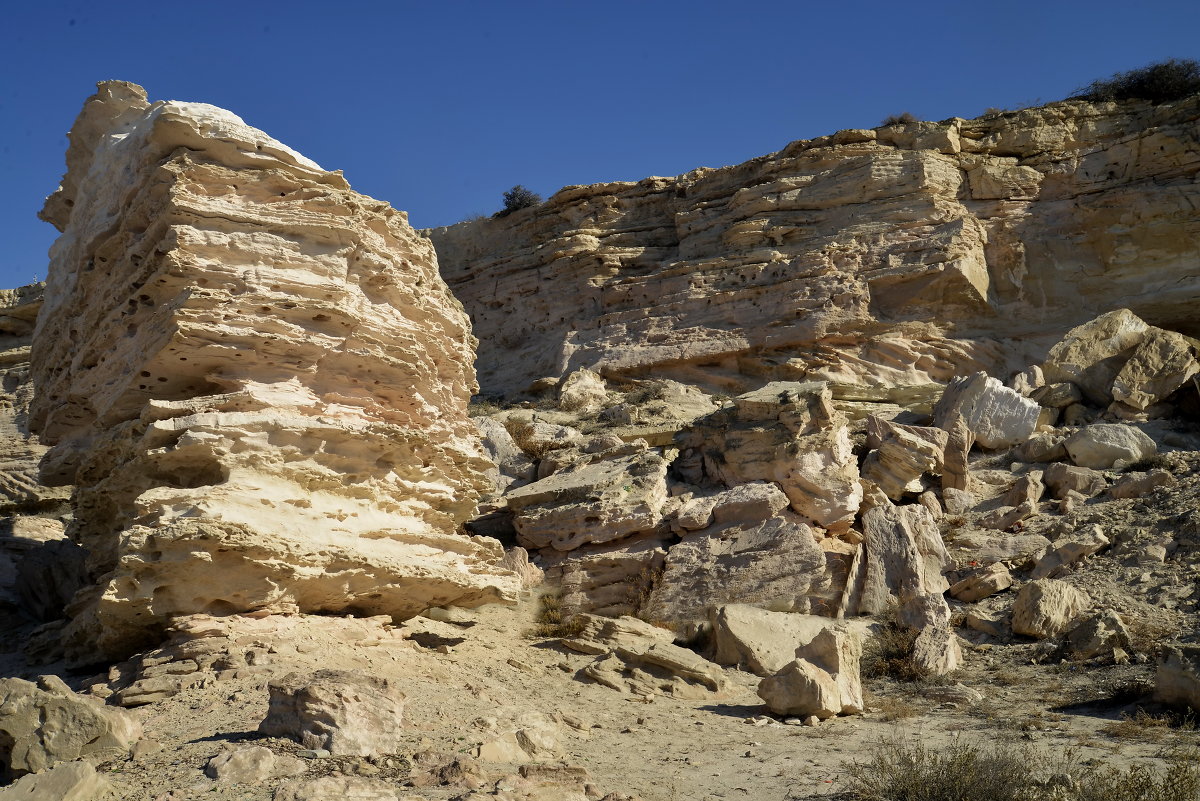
top-left (430, 96), bottom-right (1200, 396)
top-left (31, 81), bottom-right (518, 661)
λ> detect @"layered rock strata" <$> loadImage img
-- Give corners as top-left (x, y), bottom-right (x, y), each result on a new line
top-left (431, 97), bottom-right (1200, 396)
top-left (0, 284), bottom-right (75, 625)
top-left (31, 81), bottom-right (518, 660)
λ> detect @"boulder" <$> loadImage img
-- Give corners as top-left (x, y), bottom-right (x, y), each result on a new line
top-left (505, 449), bottom-right (669, 551)
top-left (1064, 611), bottom-right (1132, 660)
top-left (901, 593), bottom-right (962, 675)
top-left (1003, 472), bottom-right (1045, 507)
top-left (543, 536), bottom-right (667, 618)
top-left (932, 372), bottom-right (1039, 449)
top-left (851, 502), bottom-right (949, 615)
top-left (1065, 424), bottom-right (1156, 469)
top-left (1041, 309), bottom-right (1150, 405)
top-left (0, 676), bottom-right (141, 780)
top-left (1110, 328), bottom-right (1199, 410)
top-left (861, 420), bottom-right (944, 501)
top-left (1155, 645), bottom-right (1200, 712)
top-left (258, 671), bottom-right (407, 757)
top-left (205, 746), bottom-right (306, 783)
top-left (1030, 383), bottom-right (1083, 409)
top-left (1016, 432), bottom-right (1068, 464)
top-left (1108, 469), bottom-right (1175, 499)
top-left (942, 488), bottom-right (974, 515)
top-left (1043, 463), bottom-right (1107, 499)
top-left (944, 532), bottom-right (1051, 566)
top-left (1011, 579), bottom-right (1090, 639)
top-left (978, 501), bottom-right (1036, 531)
top-left (0, 761), bottom-right (113, 801)
top-left (756, 629), bottom-right (863, 718)
top-left (558, 369), bottom-right (610, 414)
top-left (940, 412), bottom-right (974, 493)
top-left (474, 417), bottom-right (535, 494)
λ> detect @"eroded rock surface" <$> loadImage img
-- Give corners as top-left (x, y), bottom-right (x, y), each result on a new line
top-left (30, 82), bottom-right (518, 660)
top-left (431, 99), bottom-right (1200, 397)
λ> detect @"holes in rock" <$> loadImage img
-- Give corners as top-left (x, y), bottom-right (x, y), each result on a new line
top-left (204, 599), bottom-right (239, 616)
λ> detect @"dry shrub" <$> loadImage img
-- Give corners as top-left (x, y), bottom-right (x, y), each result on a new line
top-left (877, 696), bottom-right (922, 722)
top-left (525, 592), bottom-right (585, 639)
top-left (1102, 707), bottom-right (1196, 741)
top-left (1071, 58), bottom-right (1200, 104)
top-left (861, 617), bottom-right (930, 683)
top-left (844, 739), bottom-right (1030, 801)
top-left (881, 111), bottom-right (919, 126)
top-left (844, 740), bottom-right (1200, 800)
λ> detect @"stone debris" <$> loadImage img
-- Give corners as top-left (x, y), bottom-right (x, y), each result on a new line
top-left (258, 670), bottom-right (408, 757)
top-left (273, 776), bottom-right (411, 801)
top-left (1041, 309), bottom-right (1152, 405)
top-left (1030, 526), bottom-right (1110, 579)
top-left (562, 615), bottom-right (728, 698)
top-left (505, 448), bottom-right (669, 552)
top-left (29, 81), bottom-right (518, 662)
top-left (678, 382), bottom-right (861, 532)
top-left (0, 676), bottom-right (141, 780)
top-left (1011, 580), bottom-right (1091, 639)
top-left (756, 629), bottom-right (864, 719)
top-left (948, 562), bottom-right (1013, 602)
top-left (1064, 424), bottom-right (1157, 469)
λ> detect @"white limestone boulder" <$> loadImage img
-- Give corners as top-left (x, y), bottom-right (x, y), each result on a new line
top-left (933, 372), bottom-right (1040, 449)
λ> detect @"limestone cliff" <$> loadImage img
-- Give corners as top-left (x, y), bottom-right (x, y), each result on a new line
top-left (430, 97), bottom-right (1200, 396)
top-left (32, 81), bottom-right (518, 660)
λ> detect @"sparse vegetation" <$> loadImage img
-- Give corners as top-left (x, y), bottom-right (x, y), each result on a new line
top-left (844, 739), bottom-right (1031, 801)
top-left (496, 184), bottom-right (543, 217)
top-left (844, 739), bottom-right (1200, 801)
top-left (525, 591), bottom-right (586, 639)
top-left (1071, 58), bottom-right (1200, 104)
top-left (861, 610), bottom-right (929, 683)
top-left (1101, 707), bottom-right (1196, 741)
top-left (880, 111), bottom-right (919, 126)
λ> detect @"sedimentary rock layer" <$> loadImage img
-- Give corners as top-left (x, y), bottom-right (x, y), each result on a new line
top-left (32, 81), bottom-right (518, 659)
top-left (430, 97), bottom-right (1200, 395)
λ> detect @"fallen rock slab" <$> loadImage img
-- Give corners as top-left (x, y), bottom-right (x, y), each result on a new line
top-left (948, 562), bottom-right (1012, 602)
top-left (708, 605), bottom-right (867, 677)
top-left (259, 670), bottom-right (407, 757)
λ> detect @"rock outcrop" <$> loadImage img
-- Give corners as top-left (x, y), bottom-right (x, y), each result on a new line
top-left (30, 82), bottom-right (518, 660)
top-left (430, 98), bottom-right (1200, 397)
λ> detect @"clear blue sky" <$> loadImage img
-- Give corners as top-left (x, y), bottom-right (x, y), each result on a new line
top-left (3, 0), bottom-right (1199, 288)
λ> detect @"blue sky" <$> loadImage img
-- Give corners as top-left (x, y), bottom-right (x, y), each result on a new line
top-left (3, 0), bottom-right (1199, 289)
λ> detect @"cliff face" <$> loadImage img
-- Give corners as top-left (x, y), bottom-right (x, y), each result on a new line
top-left (32, 82), bottom-right (518, 660)
top-left (430, 97), bottom-right (1200, 396)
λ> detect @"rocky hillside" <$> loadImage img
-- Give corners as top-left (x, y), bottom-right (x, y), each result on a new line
top-left (430, 97), bottom-right (1200, 397)
top-left (1, 84), bottom-right (1199, 801)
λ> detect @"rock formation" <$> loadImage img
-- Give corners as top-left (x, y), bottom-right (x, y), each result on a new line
top-left (30, 81), bottom-right (519, 660)
top-left (430, 97), bottom-right (1200, 397)
top-left (0, 284), bottom-right (76, 627)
